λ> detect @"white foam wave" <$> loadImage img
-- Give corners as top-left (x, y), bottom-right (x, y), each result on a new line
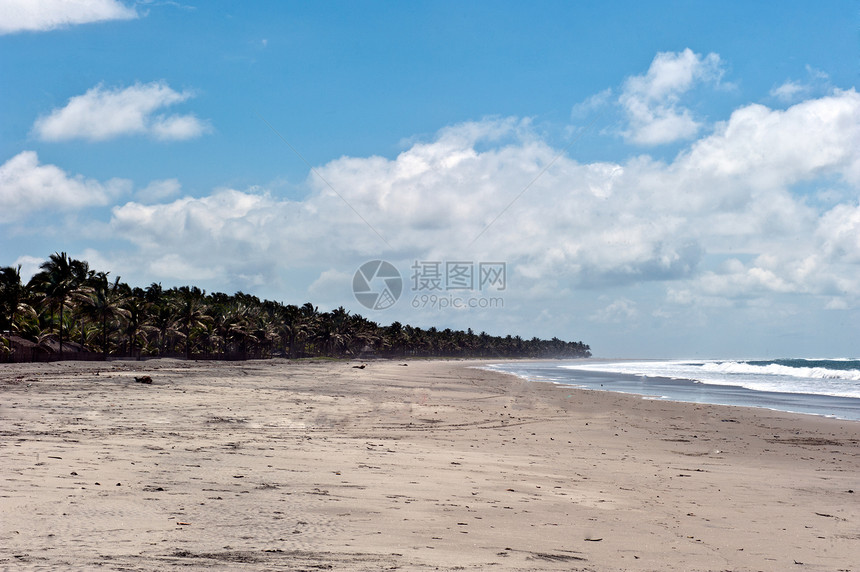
top-left (700, 361), bottom-right (860, 381)
top-left (561, 360), bottom-right (860, 399)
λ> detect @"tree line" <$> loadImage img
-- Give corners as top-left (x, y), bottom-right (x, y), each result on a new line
top-left (0, 252), bottom-right (591, 361)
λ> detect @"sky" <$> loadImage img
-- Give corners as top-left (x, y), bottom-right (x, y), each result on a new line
top-left (1, 0), bottom-right (858, 358)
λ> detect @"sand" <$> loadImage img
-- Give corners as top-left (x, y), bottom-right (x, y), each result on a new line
top-left (1, 358), bottom-right (857, 571)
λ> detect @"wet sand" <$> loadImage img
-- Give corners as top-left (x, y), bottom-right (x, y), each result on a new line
top-left (1, 359), bottom-right (857, 571)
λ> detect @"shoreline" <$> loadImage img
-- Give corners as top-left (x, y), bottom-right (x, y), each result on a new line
top-left (483, 360), bottom-right (860, 421)
top-left (2, 358), bottom-right (858, 571)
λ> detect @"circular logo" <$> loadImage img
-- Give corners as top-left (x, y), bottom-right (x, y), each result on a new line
top-left (353, 260), bottom-right (402, 310)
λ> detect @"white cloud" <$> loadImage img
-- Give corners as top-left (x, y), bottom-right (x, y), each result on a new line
top-left (11, 255), bottom-right (44, 283)
top-left (45, 89), bottom-right (855, 310)
top-left (33, 82), bottom-right (210, 142)
top-left (770, 80), bottom-right (806, 102)
top-left (805, 65), bottom-right (830, 82)
top-left (571, 88), bottom-right (613, 119)
top-left (0, 0), bottom-right (136, 35)
top-left (817, 203), bottom-right (860, 264)
top-left (108, 188), bottom-right (316, 285)
top-left (149, 114), bottom-right (208, 141)
top-left (680, 89), bottom-right (860, 188)
top-left (308, 269), bottom-right (353, 297)
top-left (136, 178), bottom-right (182, 203)
top-left (0, 151), bottom-right (129, 223)
top-left (149, 253), bottom-right (220, 281)
top-left (619, 49), bottom-right (724, 145)
top-left (667, 198), bottom-right (860, 307)
top-left (769, 67), bottom-right (832, 104)
top-left (590, 297), bottom-right (638, 323)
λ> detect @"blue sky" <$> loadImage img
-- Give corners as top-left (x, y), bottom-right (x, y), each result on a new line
top-left (1, 0), bottom-right (858, 358)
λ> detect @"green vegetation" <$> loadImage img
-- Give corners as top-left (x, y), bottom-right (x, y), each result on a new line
top-left (1, 252), bottom-right (591, 361)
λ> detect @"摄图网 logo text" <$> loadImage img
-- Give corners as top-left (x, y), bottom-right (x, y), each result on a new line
top-left (352, 260), bottom-right (506, 311)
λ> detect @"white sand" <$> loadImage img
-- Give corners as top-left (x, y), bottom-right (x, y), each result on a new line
top-left (1, 358), bottom-right (857, 571)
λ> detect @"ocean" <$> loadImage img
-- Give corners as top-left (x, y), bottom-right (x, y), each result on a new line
top-left (484, 359), bottom-right (860, 421)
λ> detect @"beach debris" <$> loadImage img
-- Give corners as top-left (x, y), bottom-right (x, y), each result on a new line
top-left (352, 364), bottom-right (366, 369)
top-left (134, 375), bottom-right (153, 384)
top-left (177, 522), bottom-right (191, 526)
top-left (529, 551), bottom-right (587, 562)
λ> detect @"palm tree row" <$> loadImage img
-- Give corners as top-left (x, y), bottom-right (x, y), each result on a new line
top-left (1, 252), bottom-right (591, 361)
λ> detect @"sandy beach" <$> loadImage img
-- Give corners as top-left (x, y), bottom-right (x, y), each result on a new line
top-left (1, 358), bottom-right (857, 571)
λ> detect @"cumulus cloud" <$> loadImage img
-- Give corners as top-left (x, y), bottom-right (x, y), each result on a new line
top-left (108, 188), bottom-right (319, 285)
top-left (33, 82), bottom-right (210, 142)
top-left (136, 178), bottom-right (182, 203)
top-left (817, 203), bottom-right (860, 264)
top-left (679, 89), bottom-right (860, 188)
top-left (666, 197), bottom-right (860, 308)
top-left (590, 297), bottom-right (638, 323)
top-left (0, 0), bottom-right (136, 35)
top-left (95, 88), bottom-right (860, 312)
top-left (0, 151), bottom-right (129, 223)
top-left (0, 70), bottom-right (827, 314)
top-left (619, 49), bottom-right (724, 145)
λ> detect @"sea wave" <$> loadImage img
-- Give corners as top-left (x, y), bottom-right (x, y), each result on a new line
top-left (700, 361), bottom-right (860, 381)
top-left (561, 359), bottom-right (860, 399)
top-left (486, 360), bottom-right (860, 420)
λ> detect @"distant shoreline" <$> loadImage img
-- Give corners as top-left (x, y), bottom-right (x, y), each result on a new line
top-left (484, 359), bottom-right (860, 421)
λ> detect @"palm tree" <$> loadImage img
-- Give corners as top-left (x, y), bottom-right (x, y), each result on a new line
top-left (121, 288), bottom-right (152, 359)
top-left (0, 265), bottom-right (29, 333)
top-left (29, 252), bottom-right (89, 359)
top-left (293, 303), bottom-right (319, 357)
top-left (348, 314), bottom-right (380, 356)
top-left (7, 251), bottom-right (594, 362)
top-left (150, 301), bottom-right (180, 356)
top-left (224, 300), bottom-right (253, 358)
top-left (385, 321), bottom-right (410, 356)
top-left (315, 306), bottom-right (353, 356)
top-left (175, 286), bottom-right (210, 359)
top-left (82, 272), bottom-right (130, 358)
top-left (248, 307), bottom-right (277, 358)
top-left (278, 304), bottom-right (309, 359)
